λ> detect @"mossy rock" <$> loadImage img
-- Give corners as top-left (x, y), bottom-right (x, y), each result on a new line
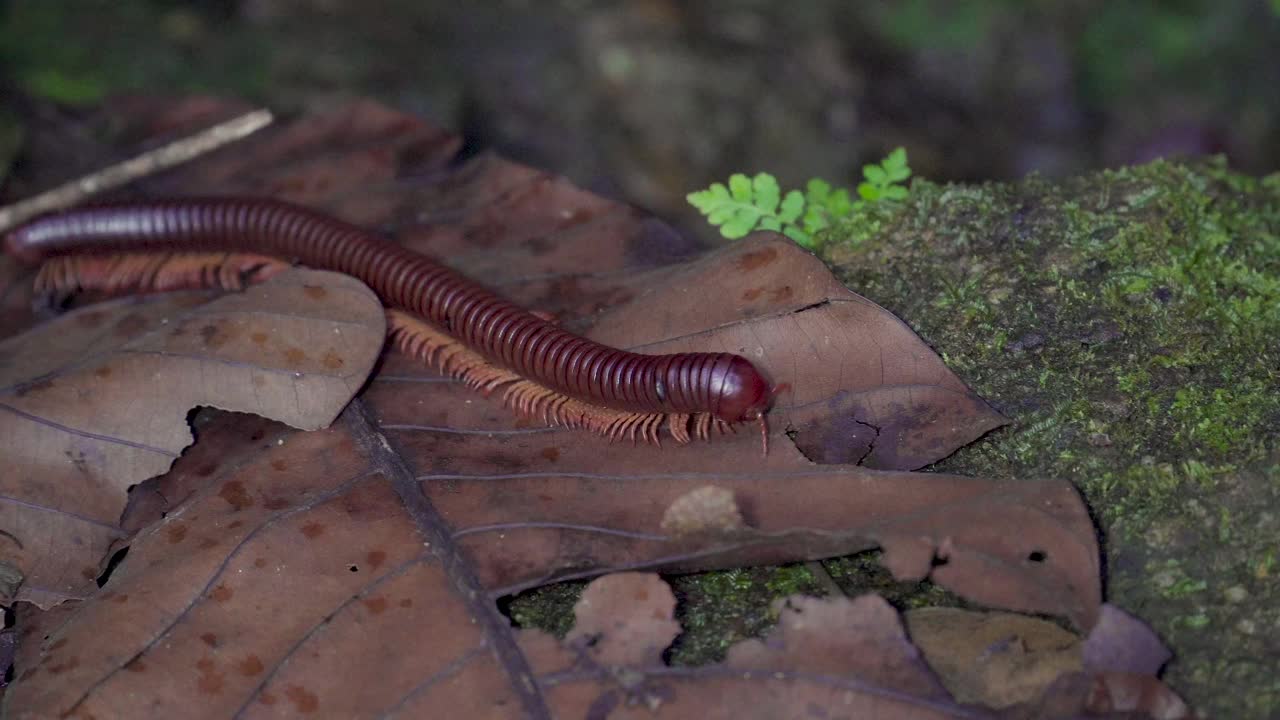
top-left (826, 157), bottom-right (1279, 719)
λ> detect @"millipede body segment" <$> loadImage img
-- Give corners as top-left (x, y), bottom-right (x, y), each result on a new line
top-left (4, 198), bottom-right (774, 447)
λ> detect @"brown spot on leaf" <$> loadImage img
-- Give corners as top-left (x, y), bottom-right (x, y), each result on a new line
top-left (94, 366), bottom-right (113, 378)
top-left (124, 658), bottom-right (147, 673)
top-left (366, 550), bottom-right (387, 569)
top-left (200, 633), bottom-right (218, 647)
top-left (228, 520), bottom-right (243, 530)
top-left (561, 207), bottom-right (596, 225)
top-left (113, 313), bottom-right (148, 337)
top-left (742, 287), bottom-right (763, 301)
top-left (66, 449), bottom-right (91, 477)
top-left (284, 347), bottom-right (307, 364)
top-left (76, 309), bottom-right (106, 327)
top-left (254, 558), bottom-right (267, 568)
top-left (264, 496), bottom-right (291, 510)
top-left (399, 598), bottom-right (413, 608)
top-left (300, 522), bottom-right (325, 539)
top-left (322, 351), bottom-right (344, 369)
top-left (219, 480), bottom-right (254, 511)
top-left (540, 447), bottom-right (560, 462)
top-left (199, 322), bottom-right (234, 349)
top-left (195, 462), bottom-right (219, 477)
top-left (167, 524), bottom-right (188, 543)
top-left (15, 379), bottom-right (54, 397)
top-left (237, 655), bottom-right (265, 677)
top-left (285, 684), bottom-right (319, 714)
top-left (258, 692), bottom-right (277, 706)
top-left (302, 285), bottom-right (327, 300)
top-left (770, 286), bottom-right (794, 302)
top-left (482, 452), bottom-right (523, 470)
top-left (736, 246), bottom-right (778, 271)
top-left (48, 656), bottom-right (80, 675)
top-left (210, 584), bottom-right (233, 603)
top-left (196, 657), bottom-right (224, 694)
top-left (270, 459), bottom-right (288, 471)
top-left (111, 593), bottom-right (129, 604)
top-left (48, 638), bottom-right (68, 652)
top-left (251, 332), bottom-right (269, 345)
top-left (362, 596), bottom-right (388, 615)
top-left (197, 537), bottom-right (218, 550)
top-left (81, 566), bottom-right (98, 580)
top-left (524, 235), bottom-right (553, 256)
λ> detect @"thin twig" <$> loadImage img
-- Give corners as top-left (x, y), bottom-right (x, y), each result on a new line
top-left (0, 108), bottom-right (274, 234)
top-left (805, 560), bottom-right (846, 597)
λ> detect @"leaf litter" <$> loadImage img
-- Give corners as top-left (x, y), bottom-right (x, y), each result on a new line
top-left (0, 98), bottom-right (1193, 717)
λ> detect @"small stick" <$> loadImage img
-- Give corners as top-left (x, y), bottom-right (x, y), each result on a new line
top-left (0, 108), bottom-right (274, 234)
top-left (804, 560), bottom-right (846, 597)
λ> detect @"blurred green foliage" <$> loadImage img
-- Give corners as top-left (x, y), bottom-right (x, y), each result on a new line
top-left (871, 0), bottom-right (1275, 105)
top-left (0, 1), bottom-right (270, 104)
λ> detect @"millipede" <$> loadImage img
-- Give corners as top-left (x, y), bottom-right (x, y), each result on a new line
top-left (4, 198), bottom-right (775, 451)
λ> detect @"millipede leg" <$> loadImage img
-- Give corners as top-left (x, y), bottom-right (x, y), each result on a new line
top-left (32, 251), bottom-right (288, 300)
top-left (667, 413), bottom-right (692, 444)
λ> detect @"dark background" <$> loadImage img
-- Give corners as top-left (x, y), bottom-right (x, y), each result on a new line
top-left (2, 0), bottom-right (1278, 238)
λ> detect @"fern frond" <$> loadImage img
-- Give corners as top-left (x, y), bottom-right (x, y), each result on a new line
top-left (688, 148), bottom-right (913, 250)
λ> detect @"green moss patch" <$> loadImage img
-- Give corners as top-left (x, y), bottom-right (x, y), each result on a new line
top-left (826, 158), bottom-right (1279, 718)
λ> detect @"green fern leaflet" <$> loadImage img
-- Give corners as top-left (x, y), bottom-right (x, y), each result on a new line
top-left (687, 148), bottom-right (912, 249)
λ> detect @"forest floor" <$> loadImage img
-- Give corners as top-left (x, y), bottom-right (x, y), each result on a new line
top-left (2, 2), bottom-right (1278, 716)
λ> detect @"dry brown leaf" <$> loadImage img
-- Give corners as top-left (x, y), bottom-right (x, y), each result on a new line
top-left (0, 269), bottom-right (384, 608)
top-left (2, 397), bottom-right (1100, 712)
top-left (1081, 604), bottom-right (1172, 676)
top-left (1, 549), bottom-right (985, 719)
top-left (905, 607), bottom-right (1083, 708)
top-left (566, 571), bottom-right (680, 667)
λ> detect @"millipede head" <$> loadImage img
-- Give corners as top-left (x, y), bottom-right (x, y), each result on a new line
top-left (711, 355), bottom-right (774, 426)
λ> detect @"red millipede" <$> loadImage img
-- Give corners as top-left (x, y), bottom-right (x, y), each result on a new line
top-left (4, 198), bottom-right (774, 450)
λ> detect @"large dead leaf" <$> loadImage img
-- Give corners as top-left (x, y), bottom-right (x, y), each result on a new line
top-left (0, 269), bottom-right (384, 607)
top-left (4, 399), bottom-right (1104, 716)
top-left (373, 380), bottom-right (1098, 625)
top-left (0, 99), bottom-right (1117, 718)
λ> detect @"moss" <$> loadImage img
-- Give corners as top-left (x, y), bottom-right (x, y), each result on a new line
top-left (504, 581), bottom-right (587, 639)
top-left (507, 553), bottom-right (967, 670)
top-left (665, 565), bottom-right (825, 665)
top-left (824, 157), bottom-right (1280, 719)
top-left (820, 551), bottom-right (968, 610)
